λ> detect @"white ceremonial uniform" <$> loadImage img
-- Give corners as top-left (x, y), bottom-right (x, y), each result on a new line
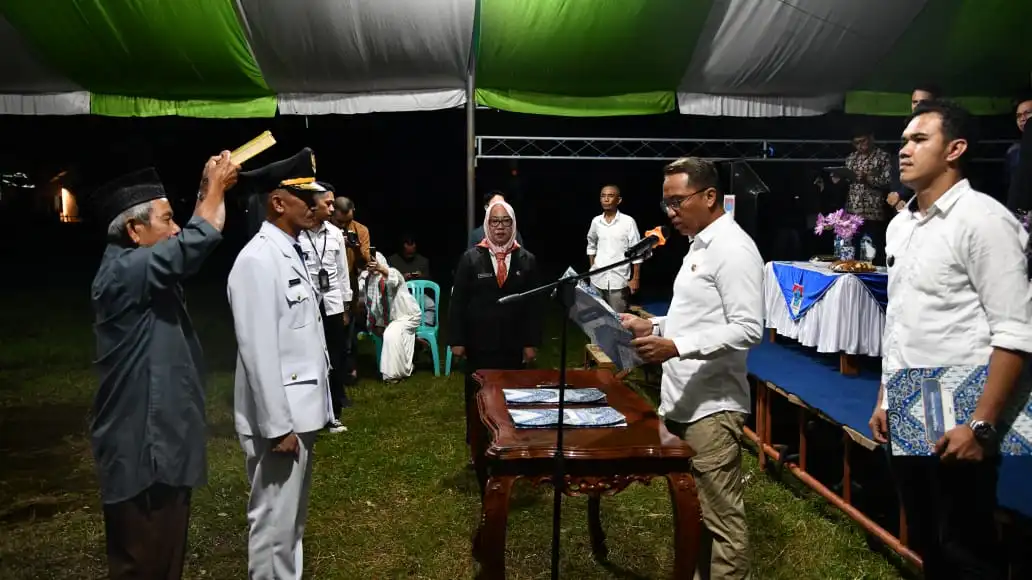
top-left (880, 179), bottom-right (1032, 409)
top-left (228, 221), bottom-right (332, 580)
top-left (299, 221), bottom-right (352, 313)
top-left (586, 211), bottom-right (641, 290)
top-left (650, 213), bottom-right (764, 423)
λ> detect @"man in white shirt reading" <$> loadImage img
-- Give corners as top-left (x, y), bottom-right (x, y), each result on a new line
top-left (621, 157), bottom-right (763, 580)
top-left (868, 100), bottom-right (1032, 580)
top-left (586, 184), bottom-right (641, 313)
top-left (300, 182), bottom-right (352, 433)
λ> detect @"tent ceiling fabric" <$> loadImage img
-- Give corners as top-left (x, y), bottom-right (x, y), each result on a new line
top-left (234, 0), bottom-right (473, 115)
top-left (681, 0), bottom-right (926, 95)
top-left (475, 0), bottom-right (712, 115)
top-left (0, 15), bottom-right (81, 94)
top-left (0, 0), bottom-right (1027, 118)
top-left (0, 15), bottom-right (87, 114)
top-left (847, 0), bottom-right (1032, 115)
top-left (2, 0), bottom-right (269, 97)
top-left (672, 0), bottom-right (927, 117)
top-left (236, 0), bottom-right (473, 93)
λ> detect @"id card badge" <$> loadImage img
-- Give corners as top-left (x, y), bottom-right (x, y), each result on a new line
top-left (317, 268), bottom-right (330, 292)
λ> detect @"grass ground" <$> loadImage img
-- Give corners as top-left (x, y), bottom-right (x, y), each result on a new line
top-left (0, 281), bottom-right (905, 579)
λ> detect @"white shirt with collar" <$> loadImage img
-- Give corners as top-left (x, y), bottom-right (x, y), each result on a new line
top-left (299, 221), bottom-right (352, 316)
top-left (880, 178), bottom-right (1032, 409)
top-left (586, 211), bottom-right (641, 290)
top-left (650, 213), bottom-right (765, 424)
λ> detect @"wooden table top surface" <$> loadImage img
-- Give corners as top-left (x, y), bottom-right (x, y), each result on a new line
top-left (474, 369), bottom-right (695, 462)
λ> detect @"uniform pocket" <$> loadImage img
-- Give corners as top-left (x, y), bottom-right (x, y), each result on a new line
top-left (284, 287), bottom-right (314, 329)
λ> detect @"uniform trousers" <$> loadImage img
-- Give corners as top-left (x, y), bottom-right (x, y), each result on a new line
top-left (464, 349), bottom-right (524, 446)
top-left (102, 483), bottom-right (192, 580)
top-left (319, 301), bottom-right (352, 415)
top-left (666, 411), bottom-right (750, 580)
top-left (239, 431), bottom-right (317, 580)
top-left (890, 454), bottom-right (1004, 580)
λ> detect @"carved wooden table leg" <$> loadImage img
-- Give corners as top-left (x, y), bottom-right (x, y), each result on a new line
top-left (474, 475), bottom-right (515, 580)
top-left (666, 472), bottom-right (702, 579)
top-left (587, 494), bottom-right (608, 561)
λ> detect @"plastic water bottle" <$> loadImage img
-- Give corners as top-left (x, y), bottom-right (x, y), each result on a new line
top-left (860, 234), bottom-right (876, 262)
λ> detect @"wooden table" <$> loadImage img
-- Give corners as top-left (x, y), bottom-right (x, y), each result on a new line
top-left (471, 369), bottom-right (702, 579)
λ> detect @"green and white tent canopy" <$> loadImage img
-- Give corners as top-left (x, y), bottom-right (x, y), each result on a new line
top-left (0, 0), bottom-right (1028, 118)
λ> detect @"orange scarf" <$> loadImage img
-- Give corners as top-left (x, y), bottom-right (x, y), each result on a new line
top-left (477, 238), bottom-right (519, 287)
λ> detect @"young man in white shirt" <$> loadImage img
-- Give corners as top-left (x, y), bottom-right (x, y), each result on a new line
top-left (868, 100), bottom-right (1032, 580)
top-left (586, 184), bottom-right (641, 313)
top-left (300, 185), bottom-right (352, 434)
top-left (621, 158), bottom-right (764, 580)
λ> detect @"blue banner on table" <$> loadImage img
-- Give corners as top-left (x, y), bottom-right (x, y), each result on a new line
top-left (771, 262), bottom-right (839, 320)
top-left (886, 365), bottom-right (1032, 456)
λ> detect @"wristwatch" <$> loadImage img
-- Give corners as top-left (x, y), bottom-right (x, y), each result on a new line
top-left (968, 419), bottom-right (998, 445)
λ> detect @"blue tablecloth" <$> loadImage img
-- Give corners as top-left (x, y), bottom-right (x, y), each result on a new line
top-left (637, 299), bottom-right (1032, 519)
top-left (771, 261), bottom-right (887, 321)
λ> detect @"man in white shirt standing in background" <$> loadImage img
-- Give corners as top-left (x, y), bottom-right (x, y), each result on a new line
top-left (300, 182), bottom-right (352, 434)
top-left (586, 184), bottom-right (641, 313)
top-left (621, 157), bottom-right (763, 580)
top-left (869, 100), bottom-right (1032, 580)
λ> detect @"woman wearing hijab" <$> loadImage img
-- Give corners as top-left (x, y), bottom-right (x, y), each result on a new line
top-left (449, 200), bottom-right (544, 449)
top-left (358, 251), bottom-right (423, 383)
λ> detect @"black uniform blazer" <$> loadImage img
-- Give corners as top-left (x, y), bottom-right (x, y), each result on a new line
top-left (448, 246), bottom-right (543, 355)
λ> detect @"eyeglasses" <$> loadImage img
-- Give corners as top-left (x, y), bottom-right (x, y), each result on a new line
top-left (659, 188), bottom-right (708, 214)
top-left (488, 217), bottom-right (513, 227)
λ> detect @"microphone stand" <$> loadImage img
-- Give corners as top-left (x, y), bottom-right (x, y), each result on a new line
top-left (496, 246), bottom-right (658, 580)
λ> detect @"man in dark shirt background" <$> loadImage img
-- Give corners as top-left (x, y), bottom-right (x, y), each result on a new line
top-left (388, 234), bottom-right (431, 281)
top-left (389, 234), bottom-right (436, 326)
top-left (1006, 93), bottom-right (1032, 214)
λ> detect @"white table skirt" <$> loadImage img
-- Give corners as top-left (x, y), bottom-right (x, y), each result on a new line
top-left (763, 261), bottom-right (885, 357)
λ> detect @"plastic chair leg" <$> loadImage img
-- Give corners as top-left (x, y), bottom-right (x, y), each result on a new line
top-left (429, 341), bottom-right (441, 377)
top-left (445, 347), bottom-right (453, 377)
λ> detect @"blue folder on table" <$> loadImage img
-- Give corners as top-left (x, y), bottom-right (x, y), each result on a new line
top-left (886, 365), bottom-right (1032, 456)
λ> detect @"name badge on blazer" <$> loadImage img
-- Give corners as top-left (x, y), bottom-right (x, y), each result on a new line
top-left (477, 273), bottom-right (493, 279)
top-left (289, 278), bottom-right (302, 287)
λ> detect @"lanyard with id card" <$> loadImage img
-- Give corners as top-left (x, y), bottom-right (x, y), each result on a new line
top-left (305, 230), bottom-right (331, 293)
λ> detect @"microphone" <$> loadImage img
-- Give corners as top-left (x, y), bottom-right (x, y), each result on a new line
top-left (624, 225), bottom-right (670, 258)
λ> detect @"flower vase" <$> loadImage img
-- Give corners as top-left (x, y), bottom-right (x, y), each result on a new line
top-left (835, 236), bottom-right (855, 261)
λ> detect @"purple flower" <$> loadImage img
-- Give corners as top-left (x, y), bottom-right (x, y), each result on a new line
top-left (814, 208), bottom-right (863, 239)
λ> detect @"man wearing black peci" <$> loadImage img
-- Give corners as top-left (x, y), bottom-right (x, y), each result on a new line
top-left (86, 152), bottom-right (239, 579)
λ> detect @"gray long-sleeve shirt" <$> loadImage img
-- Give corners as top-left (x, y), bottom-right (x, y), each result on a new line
top-left (90, 216), bottom-right (222, 504)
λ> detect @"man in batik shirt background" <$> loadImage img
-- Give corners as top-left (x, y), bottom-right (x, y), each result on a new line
top-left (845, 127), bottom-right (893, 264)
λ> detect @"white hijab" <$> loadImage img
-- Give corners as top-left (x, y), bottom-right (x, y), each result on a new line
top-left (478, 200), bottom-right (519, 256)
